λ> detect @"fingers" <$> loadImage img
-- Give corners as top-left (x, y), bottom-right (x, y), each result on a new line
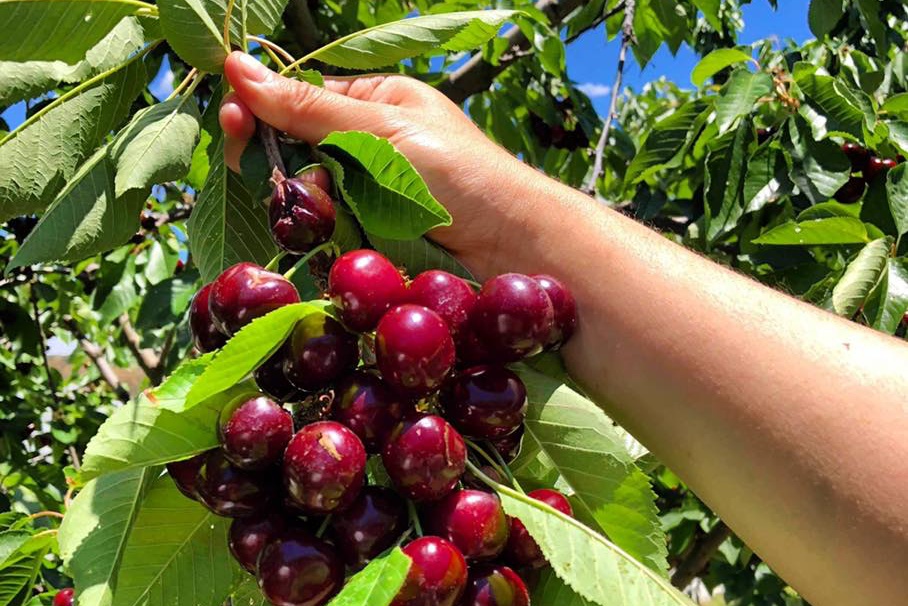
top-left (219, 92), bottom-right (255, 173)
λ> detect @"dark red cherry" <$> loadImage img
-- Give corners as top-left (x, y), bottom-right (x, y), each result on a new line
top-left (209, 263), bottom-right (300, 336)
top-left (166, 451), bottom-right (209, 500)
top-left (328, 249), bottom-right (407, 332)
top-left (460, 564), bottom-right (530, 606)
top-left (427, 490), bottom-right (509, 560)
top-left (195, 450), bottom-right (275, 517)
top-left (295, 165), bottom-right (333, 194)
top-left (490, 426), bottom-right (523, 462)
top-left (329, 486), bottom-right (407, 570)
top-left (53, 589), bottom-right (74, 606)
top-left (391, 537), bottom-right (468, 606)
top-left (228, 513), bottom-right (287, 572)
top-left (441, 366), bottom-right (526, 440)
top-left (504, 488), bottom-right (573, 569)
top-left (841, 142), bottom-right (870, 171)
top-left (254, 348), bottom-right (302, 402)
top-left (472, 274), bottom-right (554, 362)
top-left (283, 421), bottom-right (366, 514)
top-left (456, 325), bottom-right (493, 367)
top-left (189, 283), bottom-right (227, 352)
top-left (382, 415), bottom-right (466, 502)
top-left (257, 526), bottom-right (343, 606)
top-left (375, 305), bottom-right (456, 399)
top-left (283, 313), bottom-right (359, 392)
top-left (756, 127), bottom-right (774, 145)
top-left (219, 396), bottom-right (293, 470)
top-left (531, 274), bottom-right (577, 347)
top-left (405, 270), bottom-right (477, 338)
top-left (864, 156), bottom-right (898, 183)
top-left (330, 371), bottom-right (407, 453)
top-left (269, 177), bottom-right (336, 254)
top-left (833, 176), bottom-right (865, 204)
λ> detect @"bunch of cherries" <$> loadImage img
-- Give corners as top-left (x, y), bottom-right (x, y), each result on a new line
top-left (834, 142), bottom-right (903, 203)
top-left (175, 167), bottom-right (579, 606)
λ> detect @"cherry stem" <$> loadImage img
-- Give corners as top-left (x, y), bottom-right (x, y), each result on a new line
top-left (315, 514), bottom-right (332, 539)
top-left (463, 438), bottom-right (523, 493)
top-left (406, 500), bottom-right (423, 537)
top-left (486, 440), bottom-right (525, 494)
top-left (464, 278), bottom-right (482, 289)
top-left (257, 120), bottom-right (286, 177)
top-left (26, 511), bottom-right (65, 521)
top-left (265, 251), bottom-right (288, 271)
top-left (283, 241), bottom-right (339, 281)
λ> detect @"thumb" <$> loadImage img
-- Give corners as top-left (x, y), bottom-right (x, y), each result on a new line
top-left (223, 52), bottom-right (390, 143)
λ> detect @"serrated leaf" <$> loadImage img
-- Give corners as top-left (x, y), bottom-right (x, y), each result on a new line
top-left (366, 233), bottom-right (473, 280)
top-left (864, 258), bottom-right (908, 333)
top-left (111, 96), bottom-right (202, 197)
top-left (511, 368), bottom-right (668, 574)
top-left (785, 116), bottom-right (850, 203)
top-left (691, 48), bottom-right (753, 87)
top-left (794, 65), bottom-right (874, 138)
top-left (752, 217), bottom-right (870, 245)
top-left (744, 144), bottom-right (793, 212)
top-left (531, 569), bottom-right (594, 606)
top-left (110, 476), bottom-right (235, 606)
top-left (885, 164), bottom-right (908, 236)
top-left (808, 0), bottom-right (844, 38)
top-left (58, 467), bottom-right (159, 606)
top-left (624, 101), bottom-right (708, 187)
top-left (307, 10), bottom-right (518, 69)
top-left (704, 119), bottom-right (754, 243)
top-left (327, 548), bottom-right (410, 606)
top-left (715, 71), bottom-right (772, 134)
top-left (318, 131), bottom-right (451, 239)
top-left (832, 237), bottom-right (891, 316)
top-left (0, 56), bottom-right (146, 222)
top-left (0, 533), bottom-right (53, 606)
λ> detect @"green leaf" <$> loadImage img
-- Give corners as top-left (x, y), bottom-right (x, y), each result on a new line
top-left (715, 71), bottom-right (773, 133)
top-left (785, 116), bottom-right (850, 203)
top-left (58, 467), bottom-right (159, 606)
top-left (855, 0), bottom-right (886, 54)
top-left (0, 1), bottom-right (139, 63)
top-left (158, 0), bottom-right (290, 72)
top-left (326, 548), bottom-right (410, 606)
top-left (0, 533), bottom-right (52, 606)
top-left (0, 57), bottom-right (146, 222)
top-left (511, 368), bottom-right (668, 575)
top-left (808, 0), bottom-right (844, 38)
top-left (832, 237), bottom-right (891, 317)
top-left (136, 270), bottom-right (200, 329)
top-left (691, 48), bottom-right (753, 87)
top-left (318, 131), bottom-right (451, 239)
top-left (794, 65), bottom-right (874, 138)
top-left (306, 10), bottom-right (519, 69)
top-left (187, 129), bottom-right (277, 282)
top-left (531, 569), bottom-right (594, 606)
top-left (752, 217), bottom-right (870, 245)
top-left (691, 0), bottom-right (722, 32)
top-left (230, 576), bottom-right (267, 606)
top-left (185, 303), bottom-right (327, 407)
top-left (110, 96), bottom-right (202, 197)
top-left (624, 100), bottom-right (708, 187)
top-left (864, 258), bottom-right (908, 333)
top-left (110, 476), bottom-right (235, 606)
top-left (366, 233), bottom-right (473, 280)
top-left (632, 0), bottom-right (685, 67)
top-left (743, 144), bottom-right (793, 212)
top-left (704, 118), bottom-right (754, 243)
top-left (885, 164), bottom-right (908, 235)
top-left (881, 94), bottom-right (908, 120)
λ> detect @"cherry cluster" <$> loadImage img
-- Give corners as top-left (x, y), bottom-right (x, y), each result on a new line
top-left (177, 170), bottom-right (579, 606)
top-left (834, 142), bottom-right (903, 203)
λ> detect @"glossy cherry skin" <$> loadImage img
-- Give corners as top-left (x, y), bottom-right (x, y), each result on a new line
top-left (755, 127), bottom-right (774, 145)
top-left (254, 348), bottom-right (301, 402)
top-left (391, 537), bottom-right (468, 606)
top-left (426, 489), bottom-right (509, 560)
top-left (328, 249), bottom-right (407, 332)
top-left (166, 451), bottom-right (209, 500)
top-left (283, 421), bottom-right (366, 514)
top-left (505, 489), bottom-right (573, 569)
top-left (842, 142), bottom-right (870, 171)
top-left (460, 564), bottom-right (530, 606)
top-left (283, 313), bottom-right (359, 392)
top-left (257, 526), bottom-right (344, 606)
top-left (53, 588), bottom-right (74, 606)
top-left (195, 450), bottom-right (276, 517)
top-left (441, 366), bottom-right (527, 440)
top-left (405, 270), bottom-right (477, 338)
top-left (330, 371), bottom-right (407, 453)
top-left (296, 165), bottom-right (333, 194)
top-left (456, 325), bottom-right (493, 367)
top-left (472, 274), bottom-right (554, 362)
top-left (209, 263), bottom-right (300, 336)
top-left (834, 176), bottom-right (865, 204)
top-left (864, 156), bottom-right (898, 183)
top-left (376, 305), bottom-right (456, 399)
top-left (219, 396), bottom-right (293, 470)
top-left (269, 177), bottom-right (336, 254)
top-left (190, 283), bottom-right (228, 352)
top-left (228, 513), bottom-right (287, 572)
top-left (382, 415), bottom-right (466, 502)
top-left (329, 486), bottom-right (407, 570)
top-left (531, 274), bottom-right (577, 347)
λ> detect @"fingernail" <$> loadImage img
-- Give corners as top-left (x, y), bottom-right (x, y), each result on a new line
top-left (235, 52), bottom-right (270, 83)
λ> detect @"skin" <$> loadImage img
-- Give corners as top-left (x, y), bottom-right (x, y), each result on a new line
top-left (220, 52), bottom-right (908, 605)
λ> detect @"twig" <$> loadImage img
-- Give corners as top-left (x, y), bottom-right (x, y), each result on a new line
top-left (68, 446), bottom-right (82, 471)
top-left (258, 120), bottom-right (287, 177)
top-left (118, 314), bottom-right (164, 385)
top-left (670, 520), bottom-right (733, 589)
top-left (584, 0), bottom-right (636, 195)
top-left (63, 318), bottom-right (131, 400)
top-left (29, 285), bottom-right (57, 395)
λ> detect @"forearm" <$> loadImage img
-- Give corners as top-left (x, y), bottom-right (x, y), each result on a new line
top-left (459, 169), bottom-right (908, 605)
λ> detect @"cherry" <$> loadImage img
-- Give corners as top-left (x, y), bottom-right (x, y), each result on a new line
top-left (531, 274), bottom-right (577, 347)
top-left (382, 415), bottom-right (466, 502)
top-left (472, 274), bottom-right (554, 362)
top-left (329, 486), bottom-right (407, 570)
top-left (189, 283), bottom-right (227, 352)
top-left (269, 177), bottom-right (336, 254)
top-left (254, 348), bottom-right (301, 402)
top-left (756, 127), bottom-right (774, 145)
top-left (219, 396), bottom-right (293, 470)
top-left (456, 325), bottom-right (493, 367)
top-left (209, 263), bottom-right (300, 336)
top-left (53, 588), bottom-right (74, 606)
top-left (405, 270), bottom-right (477, 338)
top-left (283, 313), bottom-right (359, 392)
top-left (283, 421), bottom-right (366, 514)
top-left (228, 513), bottom-right (287, 572)
top-left (166, 451), bottom-right (209, 500)
top-left (328, 249), bottom-right (407, 332)
top-left (257, 526), bottom-right (343, 606)
top-left (196, 450), bottom-right (276, 517)
top-left (441, 365), bottom-right (527, 440)
top-left (841, 142), bottom-right (870, 171)
top-left (391, 537), bottom-right (468, 606)
top-left (504, 488), bottom-right (573, 569)
top-left (375, 305), bottom-right (456, 398)
top-left (460, 564), bottom-right (530, 606)
top-left (330, 371), bottom-right (407, 453)
top-left (864, 156), bottom-right (898, 183)
top-left (426, 489), bottom-right (509, 560)
top-left (490, 425), bottom-right (523, 462)
top-left (834, 176), bottom-right (865, 204)
top-left (295, 165), bottom-right (333, 194)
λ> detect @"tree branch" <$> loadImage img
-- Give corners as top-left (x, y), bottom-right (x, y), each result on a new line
top-left (118, 314), bottom-right (164, 385)
top-left (671, 520), bottom-right (733, 589)
top-left (62, 317), bottom-right (131, 401)
top-left (283, 0), bottom-right (323, 54)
